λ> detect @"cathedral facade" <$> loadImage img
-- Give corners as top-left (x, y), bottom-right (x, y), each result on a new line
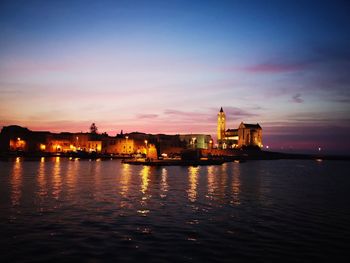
top-left (217, 107), bottom-right (262, 149)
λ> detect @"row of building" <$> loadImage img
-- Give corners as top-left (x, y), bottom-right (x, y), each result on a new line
top-left (0, 108), bottom-right (263, 156)
top-left (0, 125), bottom-right (213, 157)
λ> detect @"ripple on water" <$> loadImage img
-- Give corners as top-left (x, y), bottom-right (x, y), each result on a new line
top-left (1, 159), bottom-right (350, 262)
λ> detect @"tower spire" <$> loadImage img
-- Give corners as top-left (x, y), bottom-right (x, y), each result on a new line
top-left (217, 107), bottom-right (226, 148)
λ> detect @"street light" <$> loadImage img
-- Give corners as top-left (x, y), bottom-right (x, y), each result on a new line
top-left (75, 136), bottom-right (79, 149)
top-left (144, 140), bottom-right (148, 156)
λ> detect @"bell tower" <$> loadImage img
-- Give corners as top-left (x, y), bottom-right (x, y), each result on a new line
top-left (217, 107), bottom-right (226, 146)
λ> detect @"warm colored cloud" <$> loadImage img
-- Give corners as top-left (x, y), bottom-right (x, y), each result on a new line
top-left (137, 114), bottom-right (159, 119)
top-left (217, 106), bottom-right (260, 119)
top-left (244, 61), bottom-right (309, 73)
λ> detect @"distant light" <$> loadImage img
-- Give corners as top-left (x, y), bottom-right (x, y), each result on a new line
top-left (17, 137), bottom-right (21, 141)
top-left (318, 147), bottom-right (322, 152)
top-left (266, 145), bottom-right (269, 149)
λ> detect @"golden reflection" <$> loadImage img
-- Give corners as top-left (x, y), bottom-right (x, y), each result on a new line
top-left (140, 166), bottom-right (150, 194)
top-left (65, 159), bottom-right (77, 196)
top-left (137, 209), bottom-right (150, 216)
top-left (92, 159), bottom-right (102, 191)
top-left (160, 168), bottom-right (168, 198)
top-left (207, 166), bottom-right (216, 196)
top-left (11, 158), bottom-right (23, 206)
top-left (120, 164), bottom-right (131, 197)
top-left (37, 157), bottom-right (47, 197)
top-left (232, 163), bottom-right (241, 205)
top-left (188, 166), bottom-right (199, 202)
top-left (219, 165), bottom-right (228, 198)
top-left (52, 157), bottom-right (62, 200)
top-left (221, 162), bottom-right (228, 173)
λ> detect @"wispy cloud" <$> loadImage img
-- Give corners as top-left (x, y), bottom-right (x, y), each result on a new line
top-left (214, 106), bottom-right (259, 119)
top-left (244, 61), bottom-right (309, 73)
top-left (164, 109), bottom-right (190, 116)
top-left (291, 93), bottom-right (304, 103)
top-left (137, 114), bottom-right (159, 119)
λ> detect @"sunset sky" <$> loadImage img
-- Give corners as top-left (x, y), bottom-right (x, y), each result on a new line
top-left (1, 0), bottom-right (349, 154)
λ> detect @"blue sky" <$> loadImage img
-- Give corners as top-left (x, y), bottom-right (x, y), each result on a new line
top-left (1, 0), bottom-right (350, 154)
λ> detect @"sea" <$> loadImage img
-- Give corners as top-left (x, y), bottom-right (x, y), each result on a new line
top-left (0, 157), bottom-right (349, 262)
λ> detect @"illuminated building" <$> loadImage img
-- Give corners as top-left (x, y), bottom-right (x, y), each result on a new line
top-left (217, 108), bottom-right (263, 149)
top-left (237, 122), bottom-right (262, 148)
top-left (179, 134), bottom-right (213, 149)
top-left (0, 126), bottom-right (123, 155)
top-left (217, 107), bottom-right (226, 148)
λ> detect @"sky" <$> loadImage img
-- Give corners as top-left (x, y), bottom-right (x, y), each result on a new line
top-left (0, 0), bottom-right (350, 154)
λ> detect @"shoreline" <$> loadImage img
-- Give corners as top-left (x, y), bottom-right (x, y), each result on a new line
top-left (1, 150), bottom-right (349, 163)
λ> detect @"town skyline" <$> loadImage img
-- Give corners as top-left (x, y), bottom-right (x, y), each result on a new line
top-left (1, 1), bottom-right (349, 154)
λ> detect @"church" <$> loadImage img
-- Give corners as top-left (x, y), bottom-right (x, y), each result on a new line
top-left (217, 107), bottom-right (262, 149)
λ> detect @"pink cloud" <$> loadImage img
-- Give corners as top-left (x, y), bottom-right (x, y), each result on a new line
top-left (136, 114), bottom-right (159, 119)
top-left (244, 62), bottom-right (309, 73)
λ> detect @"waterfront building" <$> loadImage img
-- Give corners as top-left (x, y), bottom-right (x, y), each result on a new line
top-left (217, 107), bottom-right (226, 148)
top-left (179, 134), bottom-right (213, 150)
top-left (217, 108), bottom-right (263, 149)
top-left (0, 126), bottom-right (188, 156)
top-left (237, 122), bottom-right (262, 148)
top-left (0, 125), bottom-right (127, 155)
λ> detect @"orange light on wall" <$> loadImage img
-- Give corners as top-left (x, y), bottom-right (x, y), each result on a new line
top-left (40, 144), bottom-right (46, 151)
top-left (70, 145), bottom-right (76, 151)
top-left (55, 145), bottom-right (61, 151)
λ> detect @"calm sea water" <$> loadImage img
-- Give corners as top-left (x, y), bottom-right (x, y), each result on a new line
top-left (0, 158), bottom-right (349, 262)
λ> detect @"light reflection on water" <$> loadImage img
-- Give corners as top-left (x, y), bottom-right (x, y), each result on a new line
top-left (160, 168), bottom-right (168, 198)
top-left (140, 166), bottom-right (150, 195)
top-left (187, 166), bottom-right (199, 202)
top-left (52, 157), bottom-right (62, 200)
top-left (232, 163), bottom-right (241, 205)
top-left (207, 165), bottom-right (216, 197)
top-left (1, 159), bottom-right (350, 262)
top-left (11, 158), bottom-right (22, 206)
top-left (37, 157), bottom-right (47, 198)
top-left (120, 163), bottom-right (131, 197)
top-left (66, 159), bottom-right (77, 197)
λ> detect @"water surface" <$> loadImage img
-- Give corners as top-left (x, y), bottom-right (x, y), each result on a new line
top-left (0, 158), bottom-right (349, 262)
